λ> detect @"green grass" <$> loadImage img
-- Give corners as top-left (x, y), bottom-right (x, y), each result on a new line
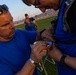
top-left (15, 16), bottom-right (56, 30)
top-left (15, 16), bottom-right (58, 75)
top-left (37, 56), bottom-right (58, 75)
top-left (36, 16), bottom-right (56, 30)
top-left (15, 24), bottom-right (25, 30)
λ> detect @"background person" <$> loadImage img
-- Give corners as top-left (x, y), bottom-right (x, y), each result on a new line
top-left (24, 13), bottom-right (30, 30)
top-left (30, 17), bottom-right (38, 31)
top-left (22, 0), bottom-right (76, 75)
top-left (0, 4), bottom-right (47, 75)
top-left (24, 13), bottom-right (38, 31)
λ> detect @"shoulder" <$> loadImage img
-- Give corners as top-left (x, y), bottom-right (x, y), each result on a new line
top-left (30, 17), bottom-right (35, 21)
top-left (15, 29), bottom-right (36, 36)
top-left (14, 29), bottom-right (26, 36)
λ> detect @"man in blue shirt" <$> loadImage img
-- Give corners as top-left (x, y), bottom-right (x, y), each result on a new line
top-left (0, 4), bottom-right (47, 75)
top-left (22, 0), bottom-right (76, 75)
top-left (24, 14), bottom-right (38, 31)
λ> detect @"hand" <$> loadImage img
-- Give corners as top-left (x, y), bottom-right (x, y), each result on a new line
top-left (47, 43), bottom-right (63, 62)
top-left (41, 27), bottom-right (55, 42)
top-left (30, 41), bottom-right (47, 63)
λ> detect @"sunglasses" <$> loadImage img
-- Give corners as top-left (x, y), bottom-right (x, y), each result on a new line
top-left (0, 4), bottom-right (9, 15)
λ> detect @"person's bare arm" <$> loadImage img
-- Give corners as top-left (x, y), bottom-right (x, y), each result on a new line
top-left (33, 20), bottom-right (38, 31)
top-left (34, 23), bottom-right (38, 31)
top-left (15, 41), bottom-right (47, 75)
top-left (48, 43), bottom-right (76, 70)
top-left (64, 56), bottom-right (76, 69)
top-left (15, 60), bottom-right (35, 75)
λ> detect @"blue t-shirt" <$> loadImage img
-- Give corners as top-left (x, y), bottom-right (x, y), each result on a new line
top-left (0, 30), bottom-right (39, 75)
top-left (56, 0), bottom-right (76, 75)
top-left (25, 23), bottom-right (36, 31)
top-left (25, 18), bottom-right (36, 31)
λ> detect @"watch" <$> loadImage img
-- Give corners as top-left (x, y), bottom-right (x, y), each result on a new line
top-left (39, 29), bottom-right (46, 40)
top-left (60, 55), bottom-right (68, 67)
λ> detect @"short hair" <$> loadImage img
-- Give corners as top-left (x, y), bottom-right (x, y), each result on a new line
top-left (22, 0), bottom-right (31, 6)
top-left (25, 13), bottom-right (28, 17)
top-left (0, 4), bottom-right (9, 15)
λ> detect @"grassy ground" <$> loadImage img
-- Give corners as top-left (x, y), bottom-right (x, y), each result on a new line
top-left (15, 16), bottom-right (58, 75)
top-left (37, 55), bottom-right (58, 75)
top-left (15, 16), bottom-right (56, 30)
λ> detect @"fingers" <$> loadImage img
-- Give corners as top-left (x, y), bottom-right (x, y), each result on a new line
top-left (42, 49), bottom-right (47, 52)
top-left (31, 41), bottom-right (48, 63)
top-left (42, 44), bottom-right (52, 52)
top-left (33, 41), bottom-right (47, 51)
top-left (42, 32), bottom-right (55, 42)
top-left (33, 41), bottom-right (47, 54)
top-left (33, 41), bottom-right (53, 53)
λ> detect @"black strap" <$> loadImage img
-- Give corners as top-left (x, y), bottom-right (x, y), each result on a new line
top-left (39, 29), bottom-right (46, 40)
top-left (60, 55), bottom-right (69, 67)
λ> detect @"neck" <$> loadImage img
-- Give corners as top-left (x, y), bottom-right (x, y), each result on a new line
top-left (0, 36), bottom-right (12, 42)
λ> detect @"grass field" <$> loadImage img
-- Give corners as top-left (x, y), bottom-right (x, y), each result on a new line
top-left (15, 16), bottom-right (56, 30)
top-left (15, 16), bottom-right (58, 75)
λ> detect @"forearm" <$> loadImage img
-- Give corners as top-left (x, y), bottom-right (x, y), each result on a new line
top-left (56, 53), bottom-right (76, 69)
top-left (29, 67), bottom-right (35, 75)
top-left (64, 56), bottom-right (76, 69)
top-left (48, 43), bottom-right (76, 70)
top-left (35, 24), bottom-right (38, 30)
top-left (15, 60), bottom-right (35, 75)
top-left (57, 53), bottom-right (76, 69)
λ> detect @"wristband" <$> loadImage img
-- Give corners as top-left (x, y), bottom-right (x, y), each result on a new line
top-left (60, 55), bottom-right (68, 67)
top-left (39, 29), bottom-right (46, 40)
top-left (29, 58), bottom-right (37, 65)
